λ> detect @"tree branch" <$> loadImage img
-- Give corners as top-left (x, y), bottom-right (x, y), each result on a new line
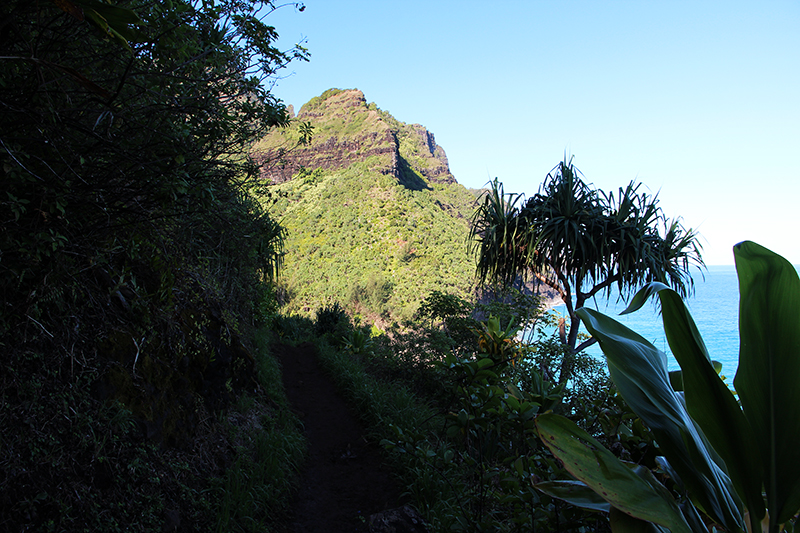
top-left (575, 337), bottom-right (598, 354)
top-left (583, 272), bottom-right (622, 300)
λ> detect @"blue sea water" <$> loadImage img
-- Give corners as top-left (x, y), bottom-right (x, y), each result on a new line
top-left (547, 265), bottom-right (741, 378)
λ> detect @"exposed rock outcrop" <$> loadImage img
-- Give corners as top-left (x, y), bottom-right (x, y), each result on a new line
top-left (252, 89), bottom-right (456, 188)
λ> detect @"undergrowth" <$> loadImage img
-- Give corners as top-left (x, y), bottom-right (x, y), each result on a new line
top-left (0, 2), bottom-right (308, 530)
top-left (214, 329), bottom-right (306, 532)
top-left (0, 319), bottom-right (305, 532)
top-left (303, 298), bottom-right (620, 533)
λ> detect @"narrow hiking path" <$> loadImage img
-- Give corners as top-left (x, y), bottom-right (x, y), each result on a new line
top-left (275, 342), bottom-right (404, 532)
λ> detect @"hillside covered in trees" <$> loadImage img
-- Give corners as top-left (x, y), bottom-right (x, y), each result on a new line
top-left (251, 89), bottom-right (485, 324)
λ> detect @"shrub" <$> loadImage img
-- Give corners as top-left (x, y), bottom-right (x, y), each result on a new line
top-left (382, 317), bottom-right (610, 532)
top-left (314, 302), bottom-right (352, 339)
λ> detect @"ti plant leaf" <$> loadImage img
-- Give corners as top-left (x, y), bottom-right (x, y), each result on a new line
top-left (535, 412), bottom-right (692, 533)
top-left (577, 241), bottom-right (800, 532)
top-left (666, 361), bottom-right (722, 392)
top-left (609, 507), bottom-right (671, 533)
top-left (622, 280), bottom-right (765, 532)
top-left (576, 306), bottom-right (746, 532)
top-left (733, 241), bottom-right (800, 528)
top-left (534, 479), bottom-right (611, 513)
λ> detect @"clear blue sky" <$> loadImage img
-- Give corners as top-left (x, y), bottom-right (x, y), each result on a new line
top-left (264, 1), bottom-right (799, 266)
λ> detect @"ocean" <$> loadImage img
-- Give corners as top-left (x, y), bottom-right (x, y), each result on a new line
top-left (546, 265), bottom-right (742, 379)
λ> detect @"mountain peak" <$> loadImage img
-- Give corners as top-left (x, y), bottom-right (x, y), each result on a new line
top-left (299, 88), bottom-right (367, 116)
top-left (253, 89), bottom-right (455, 188)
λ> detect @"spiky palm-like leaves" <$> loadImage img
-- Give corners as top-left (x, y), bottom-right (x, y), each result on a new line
top-left (470, 158), bottom-right (703, 384)
top-left (469, 178), bottom-right (527, 287)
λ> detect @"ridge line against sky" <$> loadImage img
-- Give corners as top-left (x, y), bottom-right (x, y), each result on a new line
top-left (263, 1), bottom-right (799, 266)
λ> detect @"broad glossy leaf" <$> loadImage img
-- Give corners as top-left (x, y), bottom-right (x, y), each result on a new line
top-left (535, 480), bottom-right (611, 513)
top-left (638, 282), bottom-right (765, 525)
top-left (668, 369), bottom-right (683, 391)
top-left (734, 241), bottom-right (800, 525)
top-left (668, 361), bottom-right (723, 392)
top-left (609, 507), bottom-right (671, 533)
top-left (536, 413), bottom-right (691, 533)
top-left (621, 281), bottom-right (669, 315)
top-left (577, 307), bottom-right (745, 532)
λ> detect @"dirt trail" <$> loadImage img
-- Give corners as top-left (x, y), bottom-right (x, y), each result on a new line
top-left (275, 343), bottom-right (404, 532)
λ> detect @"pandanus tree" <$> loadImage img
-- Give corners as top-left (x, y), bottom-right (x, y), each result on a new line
top-left (469, 158), bottom-right (704, 384)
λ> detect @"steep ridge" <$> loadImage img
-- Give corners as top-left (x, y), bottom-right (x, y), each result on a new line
top-left (251, 89), bottom-right (481, 324)
top-left (253, 88), bottom-right (455, 189)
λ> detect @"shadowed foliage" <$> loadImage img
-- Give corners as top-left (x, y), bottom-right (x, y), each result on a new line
top-left (0, 1), bottom-right (308, 530)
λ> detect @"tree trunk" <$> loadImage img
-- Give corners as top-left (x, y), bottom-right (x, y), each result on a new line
top-left (557, 292), bottom-right (585, 385)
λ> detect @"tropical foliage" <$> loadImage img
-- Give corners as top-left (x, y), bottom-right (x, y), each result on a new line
top-left (536, 241), bottom-right (800, 533)
top-left (3, 3), bottom-right (764, 532)
top-left (469, 158), bottom-right (703, 384)
top-left (0, 1), bottom-right (307, 529)
top-left (366, 308), bottom-right (617, 532)
top-left (255, 148), bottom-right (481, 324)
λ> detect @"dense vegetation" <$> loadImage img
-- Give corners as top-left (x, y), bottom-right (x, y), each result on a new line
top-left (281, 291), bottom-right (615, 532)
top-left (286, 242), bottom-right (800, 533)
top-left (263, 171), bottom-right (480, 322)
top-left (0, 1), bottom-right (308, 530)
top-left (5, 3), bottom-right (796, 533)
top-left (251, 90), bottom-right (483, 324)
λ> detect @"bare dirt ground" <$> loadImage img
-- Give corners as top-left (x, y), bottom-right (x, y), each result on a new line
top-left (275, 343), bottom-right (405, 532)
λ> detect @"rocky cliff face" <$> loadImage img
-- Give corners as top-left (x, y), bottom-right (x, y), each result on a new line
top-left (252, 89), bottom-right (456, 188)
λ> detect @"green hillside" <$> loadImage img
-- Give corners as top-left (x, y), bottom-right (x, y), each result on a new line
top-left (251, 89), bottom-right (483, 324)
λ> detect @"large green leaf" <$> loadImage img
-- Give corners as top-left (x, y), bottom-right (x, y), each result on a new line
top-left (625, 282), bottom-right (765, 528)
top-left (577, 307), bottom-right (745, 532)
top-left (609, 507), bottom-right (671, 533)
top-left (536, 413), bottom-right (692, 533)
top-left (535, 480), bottom-right (612, 513)
top-left (734, 241), bottom-right (800, 526)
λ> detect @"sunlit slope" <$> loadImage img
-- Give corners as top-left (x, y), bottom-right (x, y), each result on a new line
top-left (252, 89), bottom-right (482, 322)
